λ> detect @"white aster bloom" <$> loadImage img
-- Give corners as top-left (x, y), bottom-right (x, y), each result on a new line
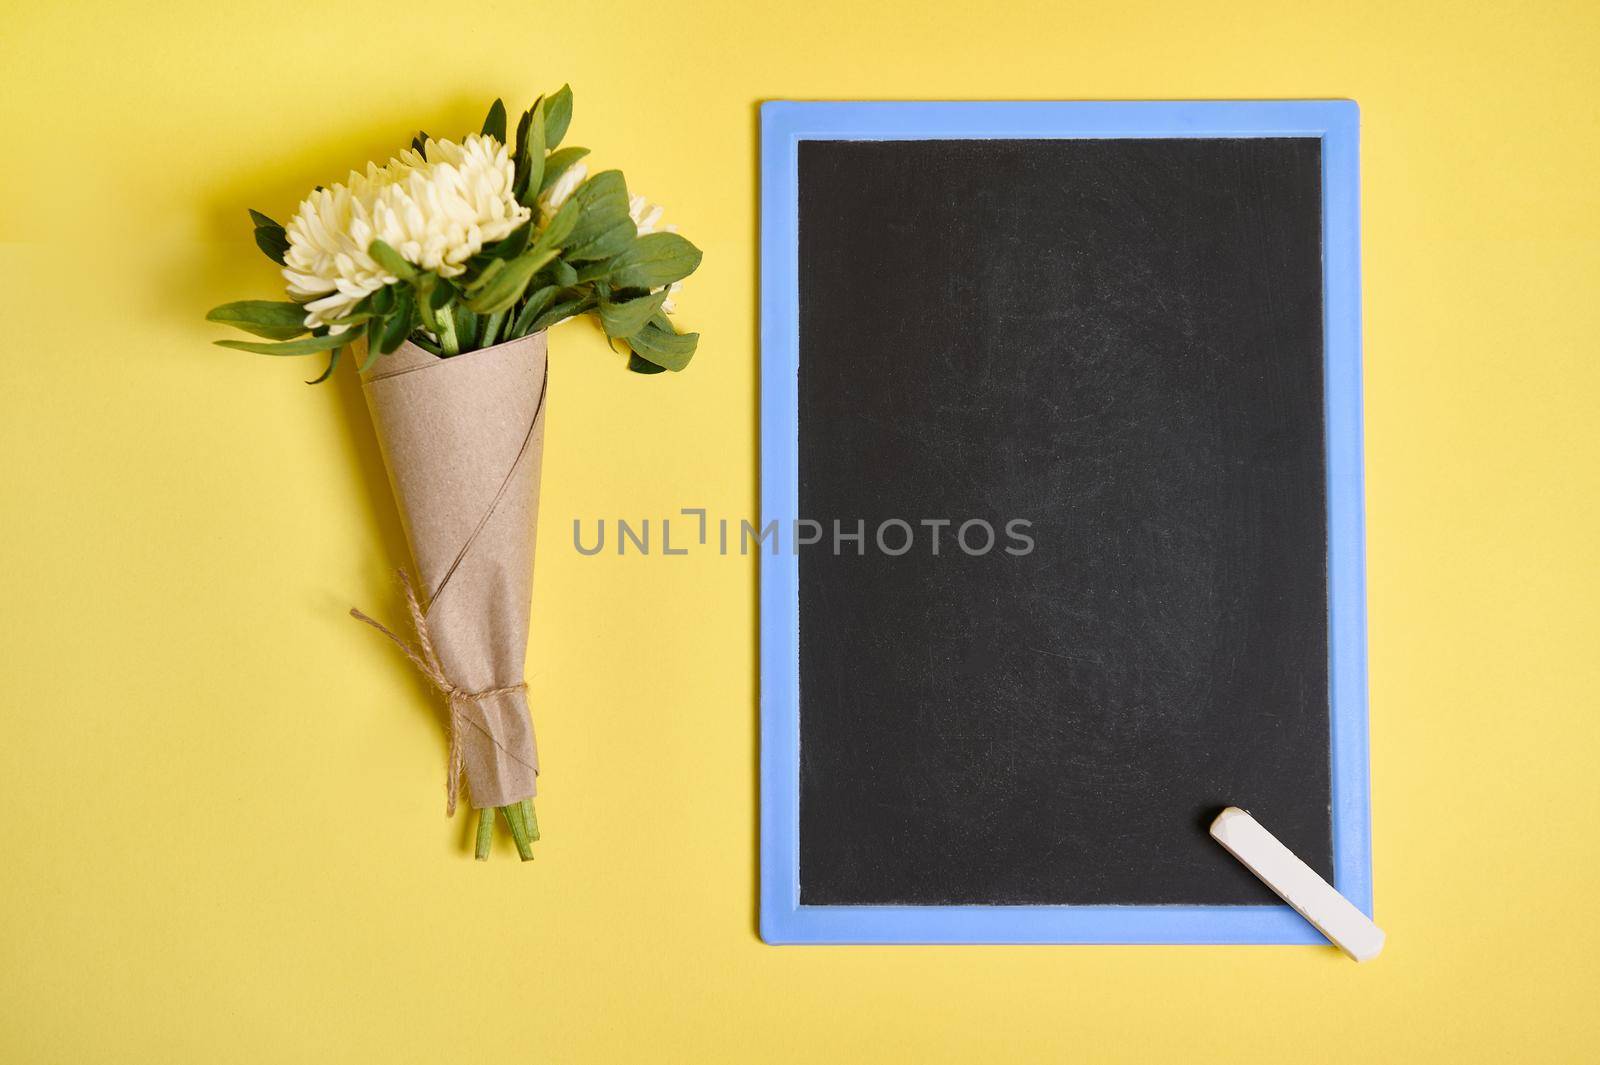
top-left (537, 160), bottom-right (588, 221)
top-left (628, 194), bottom-right (672, 236)
top-left (282, 134), bottom-right (531, 333)
top-left (537, 164), bottom-right (687, 317)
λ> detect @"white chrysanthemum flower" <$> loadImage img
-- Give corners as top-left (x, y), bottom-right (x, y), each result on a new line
top-left (537, 164), bottom-right (686, 317)
top-left (384, 136), bottom-right (529, 271)
top-left (628, 194), bottom-right (672, 236)
top-left (537, 161), bottom-right (588, 221)
top-left (282, 134), bottom-right (531, 333)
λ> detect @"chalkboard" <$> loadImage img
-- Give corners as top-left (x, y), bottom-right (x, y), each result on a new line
top-left (760, 102), bottom-right (1370, 944)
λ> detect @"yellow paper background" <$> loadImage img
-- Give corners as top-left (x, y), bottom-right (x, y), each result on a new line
top-left (2, 0), bottom-right (1598, 1061)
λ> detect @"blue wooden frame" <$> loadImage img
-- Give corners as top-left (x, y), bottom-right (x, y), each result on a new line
top-left (759, 100), bottom-right (1369, 944)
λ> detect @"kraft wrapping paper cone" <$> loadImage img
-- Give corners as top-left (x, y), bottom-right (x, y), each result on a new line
top-left (359, 332), bottom-right (548, 810)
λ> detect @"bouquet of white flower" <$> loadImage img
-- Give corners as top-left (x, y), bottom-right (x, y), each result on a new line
top-left (206, 90), bottom-right (702, 860)
top-left (208, 88), bottom-right (700, 379)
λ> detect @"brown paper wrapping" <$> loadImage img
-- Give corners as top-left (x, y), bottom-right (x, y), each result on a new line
top-left (359, 332), bottom-right (548, 809)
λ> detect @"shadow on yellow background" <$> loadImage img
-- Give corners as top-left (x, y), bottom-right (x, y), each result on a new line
top-left (1, 0), bottom-right (1597, 1062)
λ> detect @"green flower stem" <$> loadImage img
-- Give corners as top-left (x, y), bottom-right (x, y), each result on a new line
top-left (471, 802), bottom-right (540, 862)
top-left (515, 803), bottom-right (535, 860)
top-left (502, 803), bottom-right (535, 861)
top-left (436, 304), bottom-right (461, 356)
top-left (474, 807), bottom-right (495, 861)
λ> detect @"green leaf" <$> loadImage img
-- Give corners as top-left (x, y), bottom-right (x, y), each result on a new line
top-left (531, 197), bottom-right (581, 257)
top-left (375, 285), bottom-right (415, 354)
top-left (465, 257), bottom-right (507, 294)
top-left (360, 320), bottom-right (386, 370)
top-left (480, 309), bottom-right (507, 348)
top-left (508, 284), bottom-right (561, 337)
top-left (598, 288), bottom-right (668, 338)
top-left (607, 232), bottom-right (702, 291)
top-left (564, 170), bottom-right (636, 261)
top-left (551, 259), bottom-right (579, 287)
top-left (205, 300), bottom-right (308, 341)
top-left (249, 211), bottom-right (289, 265)
top-left (526, 294), bottom-right (595, 334)
top-left (569, 170), bottom-right (628, 220)
top-left (214, 333), bottom-right (348, 356)
top-left (305, 347), bottom-right (342, 385)
top-left (367, 239), bottom-right (416, 280)
top-left (567, 218), bottom-right (634, 262)
top-left (455, 305), bottom-right (480, 349)
top-left (512, 108), bottom-right (532, 200)
top-left (626, 352), bottom-right (667, 374)
top-left (481, 98), bottom-right (507, 144)
top-left (542, 85), bottom-right (573, 150)
top-left (627, 313), bottom-right (698, 372)
top-left (465, 249), bottom-right (558, 315)
top-left (372, 284), bottom-right (397, 315)
top-left (516, 100), bottom-right (546, 207)
top-left (573, 258), bottom-right (613, 284)
top-left (253, 226), bottom-right (289, 264)
top-left (538, 146), bottom-right (589, 196)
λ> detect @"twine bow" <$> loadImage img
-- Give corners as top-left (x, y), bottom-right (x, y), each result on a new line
top-left (349, 569), bottom-right (527, 816)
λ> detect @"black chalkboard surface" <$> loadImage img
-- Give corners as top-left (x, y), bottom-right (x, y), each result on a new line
top-left (795, 137), bottom-right (1331, 907)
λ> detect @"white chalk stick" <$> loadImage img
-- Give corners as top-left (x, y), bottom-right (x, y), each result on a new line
top-left (1210, 807), bottom-right (1384, 962)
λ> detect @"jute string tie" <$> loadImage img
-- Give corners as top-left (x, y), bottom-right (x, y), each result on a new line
top-left (349, 569), bottom-right (527, 816)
